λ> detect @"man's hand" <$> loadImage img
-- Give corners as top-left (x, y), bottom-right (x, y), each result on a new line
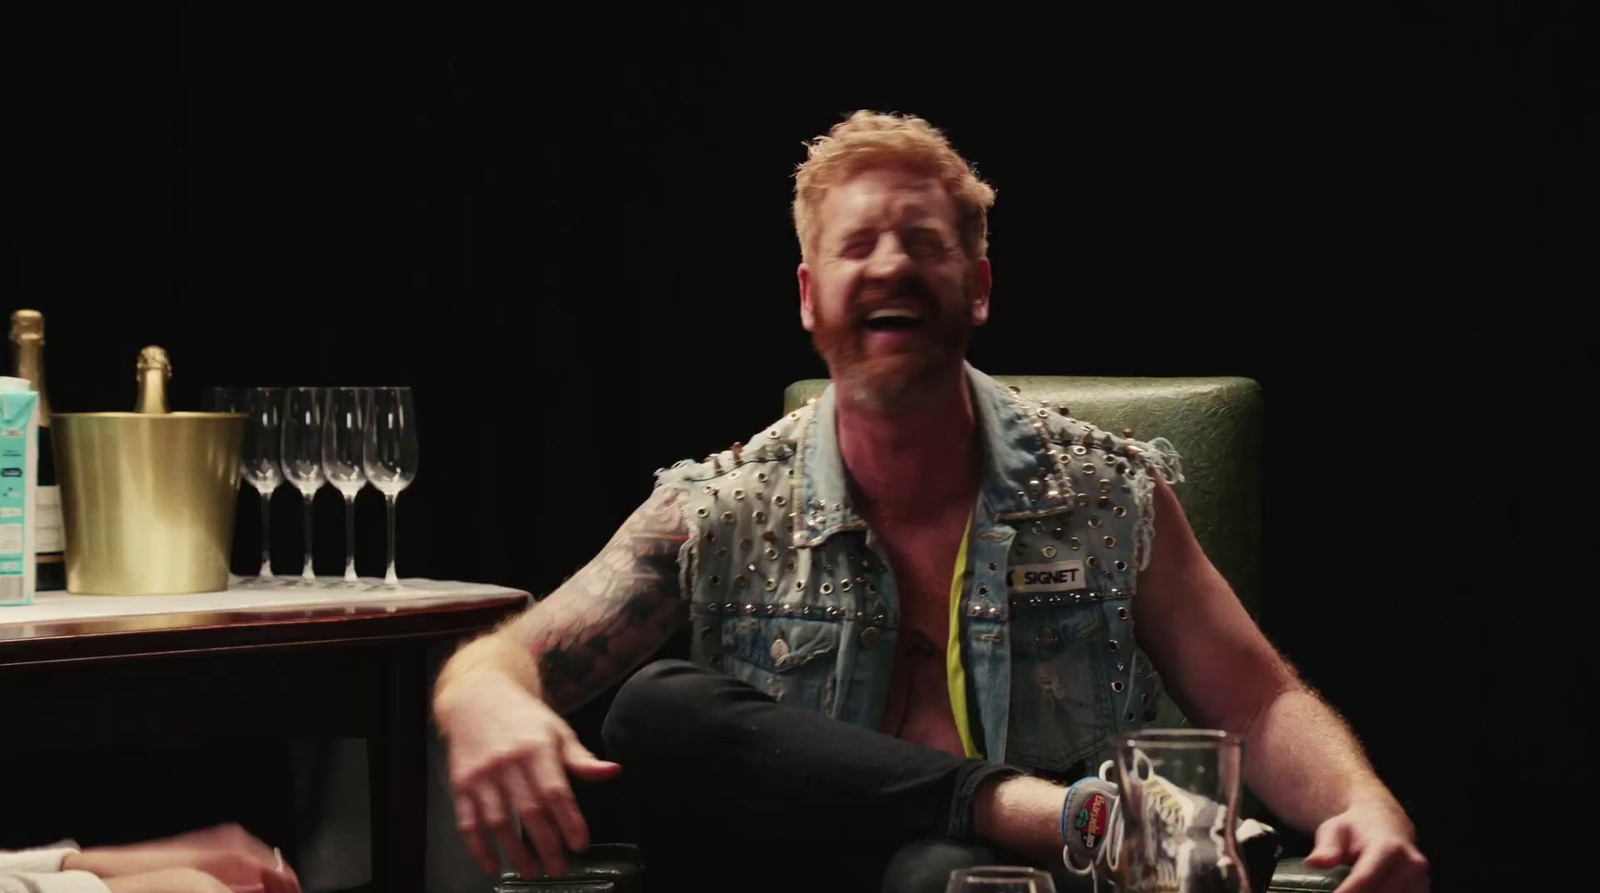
top-left (64, 823), bottom-right (300, 893)
top-left (437, 668), bottom-right (623, 879)
top-left (1303, 797), bottom-right (1430, 893)
top-left (432, 486), bottom-right (685, 877)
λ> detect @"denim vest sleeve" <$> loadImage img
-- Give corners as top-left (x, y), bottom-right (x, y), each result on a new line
top-left (654, 401), bottom-right (902, 728)
top-left (655, 409), bottom-right (844, 716)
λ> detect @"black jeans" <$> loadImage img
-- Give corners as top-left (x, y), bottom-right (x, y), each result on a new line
top-left (600, 659), bottom-right (1082, 893)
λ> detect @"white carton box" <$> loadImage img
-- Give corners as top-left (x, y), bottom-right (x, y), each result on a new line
top-left (0, 375), bottom-right (41, 605)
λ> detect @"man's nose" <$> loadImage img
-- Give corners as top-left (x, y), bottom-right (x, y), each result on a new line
top-left (864, 235), bottom-right (913, 279)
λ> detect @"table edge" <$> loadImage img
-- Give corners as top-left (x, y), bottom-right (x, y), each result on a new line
top-left (0, 593), bottom-right (532, 667)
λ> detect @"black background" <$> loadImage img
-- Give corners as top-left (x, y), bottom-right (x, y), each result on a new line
top-left (5, 4), bottom-right (1592, 890)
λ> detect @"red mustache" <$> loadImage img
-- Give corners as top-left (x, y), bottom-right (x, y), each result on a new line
top-left (851, 278), bottom-right (939, 323)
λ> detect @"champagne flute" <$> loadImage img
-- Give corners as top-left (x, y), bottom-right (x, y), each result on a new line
top-left (281, 387), bottom-right (325, 584)
top-left (207, 386), bottom-right (245, 584)
top-left (946, 867), bottom-right (1056, 893)
top-left (242, 387), bottom-right (284, 581)
top-left (322, 387), bottom-right (369, 586)
top-left (203, 386), bottom-right (242, 413)
top-left (362, 387), bottom-right (418, 587)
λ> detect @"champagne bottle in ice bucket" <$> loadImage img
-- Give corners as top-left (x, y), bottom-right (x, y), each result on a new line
top-left (1115, 729), bottom-right (1253, 893)
top-left (53, 346), bottom-right (245, 594)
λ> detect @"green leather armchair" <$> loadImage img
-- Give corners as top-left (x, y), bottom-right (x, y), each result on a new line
top-left (502, 375), bottom-right (1345, 892)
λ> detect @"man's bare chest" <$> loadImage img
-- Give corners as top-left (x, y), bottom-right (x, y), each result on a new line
top-left (873, 512), bottom-right (970, 639)
top-left (872, 511), bottom-right (973, 753)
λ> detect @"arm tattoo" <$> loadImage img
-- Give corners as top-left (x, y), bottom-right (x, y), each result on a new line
top-left (526, 485), bottom-right (690, 713)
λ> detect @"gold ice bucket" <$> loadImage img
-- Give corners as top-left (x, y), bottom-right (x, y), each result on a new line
top-left (52, 347), bottom-right (245, 595)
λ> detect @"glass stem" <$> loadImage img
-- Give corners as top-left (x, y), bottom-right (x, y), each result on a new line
top-left (344, 495), bottom-right (358, 583)
top-left (259, 489), bottom-right (274, 578)
top-left (302, 492), bottom-right (316, 581)
top-left (384, 493), bottom-right (398, 586)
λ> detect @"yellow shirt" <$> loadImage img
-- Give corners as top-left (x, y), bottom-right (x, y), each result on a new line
top-left (945, 507), bottom-right (983, 759)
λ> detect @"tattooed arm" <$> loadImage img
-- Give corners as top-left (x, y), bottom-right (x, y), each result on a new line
top-left (508, 484), bottom-right (688, 712)
top-left (431, 485), bottom-right (691, 879)
top-left (436, 484), bottom-right (691, 714)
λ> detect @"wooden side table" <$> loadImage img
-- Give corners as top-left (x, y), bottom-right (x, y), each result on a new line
top-left (0, 578), bottom-right (532, 893)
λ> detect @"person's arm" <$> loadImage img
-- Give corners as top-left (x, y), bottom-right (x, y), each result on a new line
top-left (98, 870), bottom-right (230, 893)
top-left (56, 824), bottom-right (297, 893)
top-left (0, 829), bottom-right (295, 893)
top-left (0, 866), bottom-right (272, 893)
top-left (0, 874), bottom-right (111, 893)
top-left (434, 483), bottom-right (691, 715)
top-left (1134, 475), bottom-right (1429, 893)
top-left (431, 483), bottom-right (692, 879)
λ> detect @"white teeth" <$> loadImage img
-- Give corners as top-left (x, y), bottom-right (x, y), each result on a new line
top-left (865, 308), bottom-right (922, 321)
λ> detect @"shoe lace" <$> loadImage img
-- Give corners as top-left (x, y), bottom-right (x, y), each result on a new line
top-left (1061, 760), bottom-right (1123, 893)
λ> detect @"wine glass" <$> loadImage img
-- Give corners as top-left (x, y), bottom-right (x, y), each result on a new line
top-left (203, 386), bottom-right (242, 414)
top-left (946, 867), bottom-right (1056, 893)
top-left (322, 387), bottom-right (369, 586)
top-left (242, 387), bottom-right (284, 581)
top-left (362, 387), bottom-right (418, 587)
top-left (281, 387), bottom-right (325, 584)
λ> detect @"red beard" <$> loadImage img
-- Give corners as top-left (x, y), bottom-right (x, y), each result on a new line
top-left (810, 275), bottom-right (976, 412)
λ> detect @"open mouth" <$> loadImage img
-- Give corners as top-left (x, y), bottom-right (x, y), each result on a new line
top-left (861, 308), bottom-right (926, 333)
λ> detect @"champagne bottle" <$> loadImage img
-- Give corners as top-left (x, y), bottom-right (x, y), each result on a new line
top-left (134, 346), bottom-right (171, 414)
top-left (8, 309), bottom-right (65, 591)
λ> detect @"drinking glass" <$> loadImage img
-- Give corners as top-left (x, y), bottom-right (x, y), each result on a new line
top-left (362, 387), bottom-right (418, 586)
top-left (203, 386), bottom-right (242, 414)
top-left (242, 387), bottom-right (284, 580)
top-left (207, 386), bottom-right (246, 583)
top-left (1115, 729), bottom-right (1252, 893)
top-left (322, 387), bottom-right (369, 585)
top-left (946, 866), bottom-right (1056, 893)
top-left (281, 387), bottom-right (325, 584)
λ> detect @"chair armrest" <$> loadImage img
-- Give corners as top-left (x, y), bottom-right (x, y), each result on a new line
top-left (1269, 857), bottom-right (1351, 892)
top-left (490, 841), bottom-right (1349, 891)
top-left (493, 843), bottom-right (643, 892)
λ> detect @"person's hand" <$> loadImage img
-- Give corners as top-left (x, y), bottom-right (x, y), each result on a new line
top-left (227, 849), bottom-right (299, 893)
top-left (65, 823), bottom-right (301, 893)
top-left (103, 868), bottom-right (232, 893)
top-left (257, 860), bottom-right (302, 893)
top-left (436, 668), bottom-right (622, 879)
top-left (1303, 797), bottom-right (1430, 893)
top-left (157, 824), bottom-right (298, 893)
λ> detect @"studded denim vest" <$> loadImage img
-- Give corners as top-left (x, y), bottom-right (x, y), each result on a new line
top-left (653, 365), bottom-right (1185, 774)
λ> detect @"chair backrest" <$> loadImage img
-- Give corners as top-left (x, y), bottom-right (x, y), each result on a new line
top-left (782, 375), bottom-right (1265, 623)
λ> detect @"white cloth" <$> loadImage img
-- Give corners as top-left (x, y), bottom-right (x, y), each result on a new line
top-left (0, 577), bottom-right (528, 627)
top-left (0, 846), bottom-right (111, 893)
top-left (0, 850), bottom-right (75, 875)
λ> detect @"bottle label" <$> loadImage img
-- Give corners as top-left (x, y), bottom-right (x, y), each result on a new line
top-left (0, 390), bottom-right (36, 603)
top-left (36, 484), bottom-right (63, 554)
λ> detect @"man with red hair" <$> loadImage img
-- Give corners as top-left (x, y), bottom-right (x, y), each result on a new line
top-left (433, 111), bottom-right (1428, 893)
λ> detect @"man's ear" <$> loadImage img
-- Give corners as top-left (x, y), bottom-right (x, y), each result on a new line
top-left (969, 257), bottom-right (993, 326)
top-left (798, 262), bottom-right (817, 331)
